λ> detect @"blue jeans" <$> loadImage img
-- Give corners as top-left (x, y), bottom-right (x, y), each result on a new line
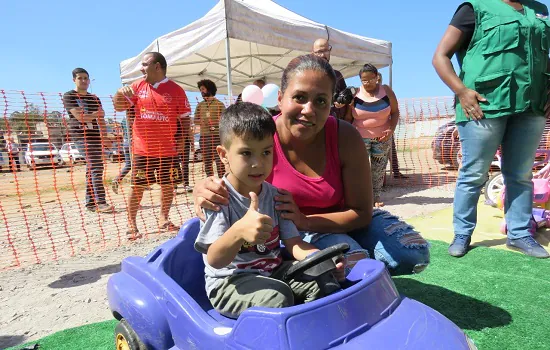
top-left (79, 141), bottom-right (107, 207)
top-left (302, 209), bottom-right (430, 275)
top-left (114, 143), bottom-right (131, 183)
top-left (454, 114), bottom-right (546, 239)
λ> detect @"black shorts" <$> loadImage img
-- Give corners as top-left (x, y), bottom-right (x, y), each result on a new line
top-left (131, 155), bottom-right (182, 187)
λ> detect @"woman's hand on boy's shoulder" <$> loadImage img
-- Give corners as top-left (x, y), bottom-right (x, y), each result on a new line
top-left (275, 189), bottom-right (310, 231)
top-left (193, 177), bottom-right (230, 220)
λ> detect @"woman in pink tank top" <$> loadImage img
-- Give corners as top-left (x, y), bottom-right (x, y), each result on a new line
top-left (348, 64), bottom-right (401, 207)
top-left (195, 54), bottom-right (429, 276)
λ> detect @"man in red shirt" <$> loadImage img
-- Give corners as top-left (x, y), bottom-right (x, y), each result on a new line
top-left (114, 52), bottom-right (191, 239)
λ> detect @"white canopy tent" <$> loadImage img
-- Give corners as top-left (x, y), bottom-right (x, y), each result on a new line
top-left (119, 0), bottom-right (392, 97)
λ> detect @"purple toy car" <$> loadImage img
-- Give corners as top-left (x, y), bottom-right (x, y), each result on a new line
top-left (108, 218), bottom-right (478, 349)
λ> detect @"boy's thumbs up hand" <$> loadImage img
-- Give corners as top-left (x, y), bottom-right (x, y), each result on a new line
top-left (248, 192), bottom-right (260, 212)
top-left (238, 192), bottom-right (273, 245)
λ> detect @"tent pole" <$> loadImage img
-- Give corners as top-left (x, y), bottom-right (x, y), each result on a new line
top-left (388, 42), bottom-right (393, 88)
top-left (225, 37), bottom-right (234, 102)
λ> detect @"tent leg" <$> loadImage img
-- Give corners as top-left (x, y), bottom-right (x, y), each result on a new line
top-left (225, 37), bottom-right (234, 103)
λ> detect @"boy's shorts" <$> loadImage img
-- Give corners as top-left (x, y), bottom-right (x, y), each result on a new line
top-left (131, 155), bottom-right (182, 187)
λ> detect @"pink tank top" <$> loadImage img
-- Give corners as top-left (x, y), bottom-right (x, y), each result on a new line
top-left (352, 85), bottom-right (391, 139)
top-left (267, 116), bottom-right (344, 215)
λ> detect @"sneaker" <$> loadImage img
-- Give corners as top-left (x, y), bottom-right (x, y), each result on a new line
top-left (448, 234), bottom-right (471, 257)
top-left (506, 236), bottom-right (550, 258)
top-left (111, 181), bottom-right (119, 195)
top-left (184, 185), bottom-right (193, 193)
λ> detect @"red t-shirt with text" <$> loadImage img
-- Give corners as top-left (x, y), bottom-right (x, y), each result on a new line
top-left (130, 79), bottom-right (191, 157)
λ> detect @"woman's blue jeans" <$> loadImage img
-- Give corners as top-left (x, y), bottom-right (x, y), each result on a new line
top-left (454, 114), bottom-right (546, 239)
top-left (302, 209), bottom-right (430, 275)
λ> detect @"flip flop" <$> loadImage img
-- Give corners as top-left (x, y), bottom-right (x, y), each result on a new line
top-left (159, 221), bottom-right (180, 233)
top-left (126, 228), bottom-right (142, 241)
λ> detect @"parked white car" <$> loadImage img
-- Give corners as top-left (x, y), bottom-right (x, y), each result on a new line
top-left (24, 143), bottom-right (64, 168)
top-left (59, 142), bottom-right (85, 164)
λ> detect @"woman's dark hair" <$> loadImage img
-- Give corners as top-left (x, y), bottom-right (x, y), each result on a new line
top-left (197, 79), bottom-right (218, 96)
top-left (219, 102), bottom-right (276, 147)
top-left (281, 54), bottom-right (337, 95)
top-left (359, 63), bottom-right (378, 76)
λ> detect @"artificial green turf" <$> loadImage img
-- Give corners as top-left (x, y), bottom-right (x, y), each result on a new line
top-left (7, 320), bottom-right (116, 350)
top-left (393, 241), bottom-right (550, 350)
top-left (9, 240), bottom-right (550, 350)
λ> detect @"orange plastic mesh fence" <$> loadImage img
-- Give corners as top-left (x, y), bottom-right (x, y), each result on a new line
top-left (0, 91), bottom-right (473, 269)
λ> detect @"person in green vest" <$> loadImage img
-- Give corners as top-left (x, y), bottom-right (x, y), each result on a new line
top-left (433, 0), bottom-right (550, 258)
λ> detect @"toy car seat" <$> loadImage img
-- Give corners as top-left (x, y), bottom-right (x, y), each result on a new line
top-left (158, 218), bottom-right (236, 325)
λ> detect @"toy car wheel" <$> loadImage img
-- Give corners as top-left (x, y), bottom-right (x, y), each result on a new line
top-left (284, 243), bottom-right (349, 295)
top-left (484, 172), bottom-right (503, 206)
top-left (115, 319), bottom-right (146, 350)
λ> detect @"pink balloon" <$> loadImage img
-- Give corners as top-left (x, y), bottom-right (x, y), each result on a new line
top-left (241, 85), bottom-right (264, 105)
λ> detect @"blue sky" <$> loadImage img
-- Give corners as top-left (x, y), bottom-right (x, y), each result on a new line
top-left (0, 0), bottom-right (464, 110)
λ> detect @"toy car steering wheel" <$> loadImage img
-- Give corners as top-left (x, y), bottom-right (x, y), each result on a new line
top-left (284, 243), bottom-right (349, 295)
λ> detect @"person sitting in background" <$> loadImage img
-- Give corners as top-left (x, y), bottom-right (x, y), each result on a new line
top-left (195, 79), bottom-right (226, 178)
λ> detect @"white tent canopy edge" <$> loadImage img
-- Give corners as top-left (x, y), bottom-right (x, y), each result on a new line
top-left (119, 0), bottom-right (393, 97)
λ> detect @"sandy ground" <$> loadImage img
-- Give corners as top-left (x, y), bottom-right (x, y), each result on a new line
top-left (0, 150), bottom-right (459, 349)
top-left (0, 183), bottom-right (455, 349)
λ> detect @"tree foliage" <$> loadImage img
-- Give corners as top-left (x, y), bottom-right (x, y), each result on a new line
top-left (3, 104), bottom-right (65, 135)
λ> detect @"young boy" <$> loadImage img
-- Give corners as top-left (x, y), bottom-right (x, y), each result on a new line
top-left (194, 102), bottom-right (344, 318)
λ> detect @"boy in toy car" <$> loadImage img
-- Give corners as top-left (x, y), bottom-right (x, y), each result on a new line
top-left (194, 103), bottom-right (345, 318)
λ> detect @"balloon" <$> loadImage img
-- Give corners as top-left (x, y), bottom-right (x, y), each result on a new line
top-left (261, 84), bottom-right (280, 108)
top-left (241, 85), bottom-right (264, 105)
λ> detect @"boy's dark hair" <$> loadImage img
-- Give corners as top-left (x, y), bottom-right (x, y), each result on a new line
top-left (72, 68), bottom-right (89, 78)
top-left (144, 52), bottom-right (168, 72)
top-left (197, 79), bottom-right (218, 96)
top-left (219, 102), bottom-right (276, 147)
top-left (359, 63), bottom-right (378, 76)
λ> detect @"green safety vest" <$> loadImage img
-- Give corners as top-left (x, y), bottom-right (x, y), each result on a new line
top-left (455, 0), bottom-right (550, 123)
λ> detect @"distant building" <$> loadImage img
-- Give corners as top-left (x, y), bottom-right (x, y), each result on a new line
top-left (34, 121), bottom-right (68, 146)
